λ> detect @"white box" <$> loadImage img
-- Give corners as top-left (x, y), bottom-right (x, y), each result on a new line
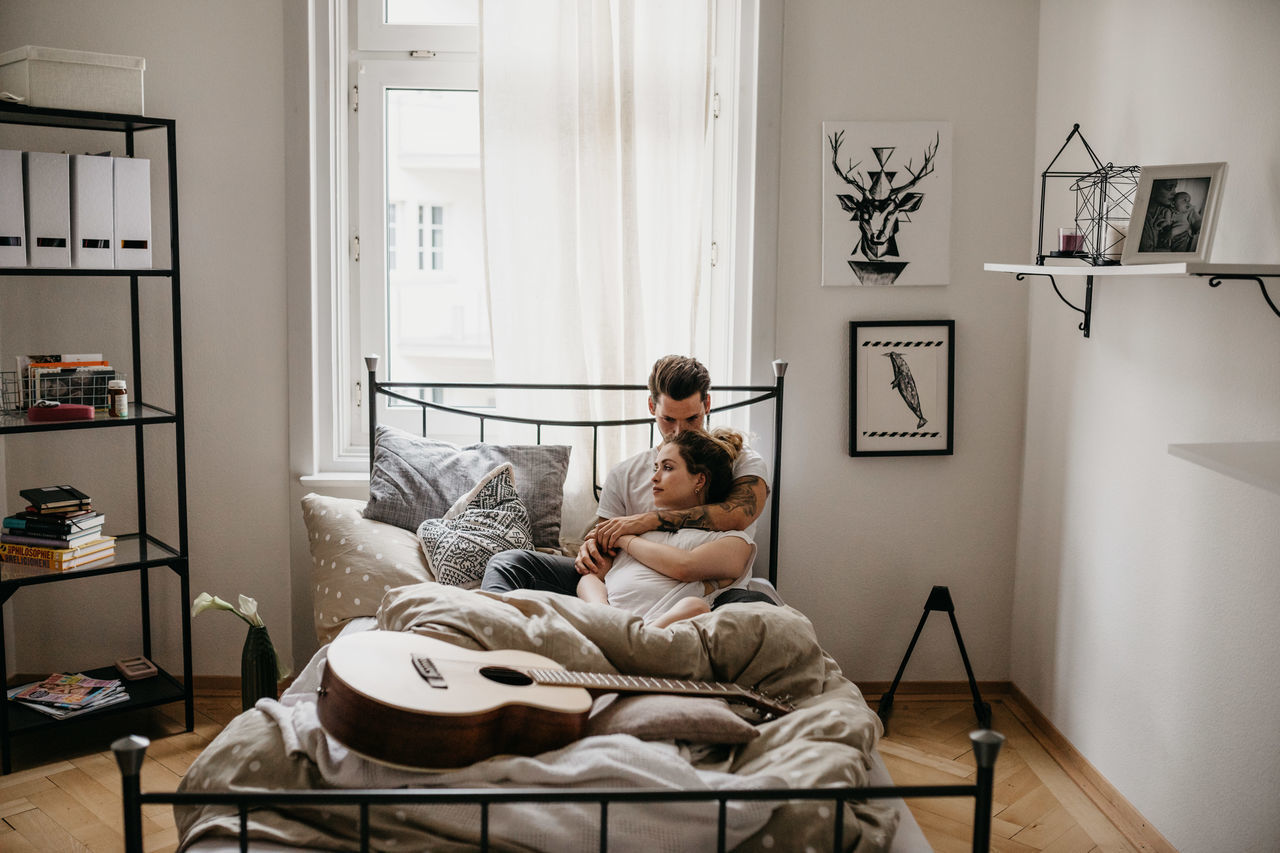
top-left (0, 46), bottom-right (145, 115)
top-left (113, 156), bottom-right (151, 268)
top-left (0, 149), bottom-right (26, 267)
top-left (71, 154), bottom-right (115, 268)
top-left (23, 151), bottom-right (71, 267)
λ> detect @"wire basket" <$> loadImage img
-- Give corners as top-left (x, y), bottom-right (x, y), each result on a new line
top-left (0, 371), bottom-right (19, 412)
top-left (19, 366), bottom-right (120, 410)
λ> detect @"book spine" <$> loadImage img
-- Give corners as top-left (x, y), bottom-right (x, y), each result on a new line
top-left (3, 517), bottom-right (103, 536)
top-left (1, 533), bottom-right (89, 549)
top-left (0, 550), bottom-right (59, 569)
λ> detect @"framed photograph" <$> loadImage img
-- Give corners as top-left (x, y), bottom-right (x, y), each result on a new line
top-left (822, 121), bottom-right (952, 286)
top-left (849, 320), bottom-right (954, 457)
top-left (1121, 162), bottom-right (1227, 264)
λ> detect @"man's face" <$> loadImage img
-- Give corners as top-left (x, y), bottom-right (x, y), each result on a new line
top-left (649, 392), bottom-right (710, 441)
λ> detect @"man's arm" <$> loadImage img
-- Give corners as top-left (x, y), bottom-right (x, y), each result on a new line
top-left (594, 475), bottom-right (767, 549)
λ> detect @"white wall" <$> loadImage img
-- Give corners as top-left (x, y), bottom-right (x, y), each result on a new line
top-left (0, 1), bottom-right (294, 681)
top-left (1013, 2), bottom-right (1280, 851)
top-left (769, 0), bottom-right (1039, 680)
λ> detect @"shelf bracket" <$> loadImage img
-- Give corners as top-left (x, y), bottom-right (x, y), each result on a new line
top-left (1204, 275), bottom-right (1280, 320)
top-left (1016, 271), bottom-right (1093, 337)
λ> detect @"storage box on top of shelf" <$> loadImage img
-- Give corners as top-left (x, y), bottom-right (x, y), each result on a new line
top-left (0, 46), bottom-right (145, 115)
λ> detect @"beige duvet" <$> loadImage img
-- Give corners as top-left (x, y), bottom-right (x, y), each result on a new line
top-left (176, 583), bottom-right (897, 852)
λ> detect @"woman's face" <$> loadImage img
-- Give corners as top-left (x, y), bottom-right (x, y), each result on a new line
top-left (651, 444), bottom-right (705, 510)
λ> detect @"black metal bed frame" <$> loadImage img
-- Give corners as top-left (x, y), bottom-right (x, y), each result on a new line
top-left (113, 356), bottom-right (1005, 851)
top-left (365, 354), bottom-right (790, 586)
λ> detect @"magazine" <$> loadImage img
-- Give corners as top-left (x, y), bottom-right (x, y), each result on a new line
top-left (9, 672), bottom-right (124, 709)
top-left (6, 683), bottom-right (129, 719)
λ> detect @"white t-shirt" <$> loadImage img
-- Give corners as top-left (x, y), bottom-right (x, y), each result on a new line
top-left (596, 442), bottom-right (770, 538)
top-left (604, 529), bottom-right (757, 624)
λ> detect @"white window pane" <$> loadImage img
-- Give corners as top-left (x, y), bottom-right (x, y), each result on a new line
top-left (385, 88), bottom-right (489, 382)
top-left (384, 0), bottom-right (478, 27)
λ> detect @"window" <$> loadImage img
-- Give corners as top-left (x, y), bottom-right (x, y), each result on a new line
top-left (312, 0), bottom-right (758, 470)
top-left (386, 202), bottom-right (397, 271)
top-left (430, 205), bottom-right (444, 271)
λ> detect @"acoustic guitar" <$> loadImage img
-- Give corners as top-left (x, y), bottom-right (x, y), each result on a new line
top-left (316, 630), bottom-right (793, 769)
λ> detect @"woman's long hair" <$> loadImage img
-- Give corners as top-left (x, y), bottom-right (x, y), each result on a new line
top-left (668, 428), bottom-right (744, 503)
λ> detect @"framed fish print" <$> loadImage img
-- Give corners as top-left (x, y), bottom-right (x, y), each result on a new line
top-left (849, 320), bottom-right (954, 457)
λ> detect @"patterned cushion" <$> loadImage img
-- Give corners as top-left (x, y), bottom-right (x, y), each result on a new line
top-left (364, 424), bottom-right (570, 549)
top-left (417, 464), bottom-right (534, 586)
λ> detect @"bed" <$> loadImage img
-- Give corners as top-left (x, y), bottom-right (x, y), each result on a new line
top-left (113, 358), bottom-right (1003, 852)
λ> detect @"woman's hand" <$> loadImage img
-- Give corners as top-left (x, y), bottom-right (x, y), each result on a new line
top-left (574, 535), bottom-right (615, 576)
top-left (593, 513), bottom-right (658, 549)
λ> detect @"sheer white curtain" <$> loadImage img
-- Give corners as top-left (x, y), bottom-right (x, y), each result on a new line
top-left (480, 0), bottom-right (714, 533)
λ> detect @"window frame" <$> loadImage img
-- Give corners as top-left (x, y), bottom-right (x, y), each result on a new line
top-left (306, 0), bottom-right (761, 475)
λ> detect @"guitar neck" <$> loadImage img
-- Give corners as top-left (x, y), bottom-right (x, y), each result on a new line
top-left (524, 668), bottom-right (785, 715)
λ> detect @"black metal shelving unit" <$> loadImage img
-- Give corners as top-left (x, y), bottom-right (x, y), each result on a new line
top-left (0, 101), bottom-right (192, 774)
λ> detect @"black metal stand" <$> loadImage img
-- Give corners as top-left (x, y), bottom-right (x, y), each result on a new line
top-left (878, 585), bottom-right (991, 734)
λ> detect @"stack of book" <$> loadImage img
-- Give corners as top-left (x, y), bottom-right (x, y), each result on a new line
top-left (6, 672), bottom-right (128, 719)
top-left (0, 485), bottom-right (116, 570)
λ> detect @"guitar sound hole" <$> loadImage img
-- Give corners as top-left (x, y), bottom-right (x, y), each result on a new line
top-left (479, 666), bottom-right (533, 687)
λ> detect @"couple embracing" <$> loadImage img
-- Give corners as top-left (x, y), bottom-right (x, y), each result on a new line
top-left (482, 355), bottom-right (776, 626)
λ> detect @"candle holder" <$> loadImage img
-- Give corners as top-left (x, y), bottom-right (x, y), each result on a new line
top-left (1035, 124), bottom-right (1138, 266)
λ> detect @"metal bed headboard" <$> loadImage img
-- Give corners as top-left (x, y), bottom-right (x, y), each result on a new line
top-left (365, 355), bottom-right (790, 588)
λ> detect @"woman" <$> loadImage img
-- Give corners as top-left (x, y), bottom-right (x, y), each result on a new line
top-left (577, 429), bottom-right (756, 627)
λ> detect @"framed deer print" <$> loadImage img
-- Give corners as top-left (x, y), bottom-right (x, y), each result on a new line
top-left (850, 320), bottom-right (954, 457)
top-left (822, 121), bottom-right (953, 286)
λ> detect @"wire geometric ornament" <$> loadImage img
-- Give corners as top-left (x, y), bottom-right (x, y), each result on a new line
top-left (1070, 164), bottom-right (1140, 265)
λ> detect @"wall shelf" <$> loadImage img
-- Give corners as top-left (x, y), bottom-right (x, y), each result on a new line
top-left (984, 262), bottom-right (1280, 337)
top-left (1168, 442), bottom-right (1280, 496)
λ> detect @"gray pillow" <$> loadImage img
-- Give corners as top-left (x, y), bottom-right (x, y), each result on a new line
top-left (364, 423), bottom-right (570, 549)
top-left (418, 464), bottom-right (534, 587)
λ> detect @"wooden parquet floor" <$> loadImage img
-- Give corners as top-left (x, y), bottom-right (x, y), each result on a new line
top-left (875, 696), bottom-right (1142, 853)
top-left (0, 690), bottom-right (1142, 852)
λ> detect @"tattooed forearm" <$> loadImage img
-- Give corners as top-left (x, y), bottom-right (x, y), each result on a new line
top-left (656, 506), bottom-right (712, 532)
top-left (654, 476), bottom-right (767, 533)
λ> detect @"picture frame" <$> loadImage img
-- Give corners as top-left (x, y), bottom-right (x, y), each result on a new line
top-left (849, 320), bottom-right (954, 457)
top-left (1121, 162), bottom-right (1227, 265)
top-left (822, 121), bottom-right (953, 286)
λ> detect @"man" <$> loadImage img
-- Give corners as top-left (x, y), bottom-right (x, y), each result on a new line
top-left (481, 355), bottom-right (773, 604)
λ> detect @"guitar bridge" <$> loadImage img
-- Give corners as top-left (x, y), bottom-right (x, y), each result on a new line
top-left (412, 654), bottom-right (448, 688)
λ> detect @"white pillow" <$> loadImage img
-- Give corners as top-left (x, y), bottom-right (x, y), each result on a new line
top-left (301, 493), bottom-right (433, 644)
top-left (418, 464), bottom-right (534, 586)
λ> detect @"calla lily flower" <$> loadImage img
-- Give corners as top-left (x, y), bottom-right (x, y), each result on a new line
top-left (237, 594), bottom-right (265, 628)
top-left (192, 591), bottom-right (290, 679)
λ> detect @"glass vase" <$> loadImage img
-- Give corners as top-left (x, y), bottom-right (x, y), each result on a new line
top-left (241, 625), bottom-right (279, 711)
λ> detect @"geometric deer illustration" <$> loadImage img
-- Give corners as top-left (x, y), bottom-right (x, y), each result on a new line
top-left (827, 130), bottom-right (940, 285)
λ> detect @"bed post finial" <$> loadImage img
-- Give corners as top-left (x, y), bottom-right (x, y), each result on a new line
top-left (771, 359), bottom-right (788, 378)
top-left (113, 735), bottom-right (150, 853)
top-left (969, 730), bottom-right (1004, 852)
top-left (364, 353), bottom-right (380, 374)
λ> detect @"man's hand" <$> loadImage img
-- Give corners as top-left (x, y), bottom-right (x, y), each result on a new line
top-left (574, 536), bottom-right (616, 577)
top-left (594, 512), bottom-right (659, 550)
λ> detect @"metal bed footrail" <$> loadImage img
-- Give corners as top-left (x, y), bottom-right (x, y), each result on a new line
top-left (114, 729), bottom-right (1004, 852)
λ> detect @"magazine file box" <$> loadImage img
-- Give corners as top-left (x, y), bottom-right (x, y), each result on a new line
top-left (71, 154), bottom-right (115, 269)
top-left (0, 149), bottom-right (25, 266)
top-left (113, 156), bottom-right (151, 269)
top-left (23, 151), bottom-right (71, 267)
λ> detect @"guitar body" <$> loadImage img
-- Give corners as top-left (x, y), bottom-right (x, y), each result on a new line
top-left (317, 631), bottom-right (592, 769)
